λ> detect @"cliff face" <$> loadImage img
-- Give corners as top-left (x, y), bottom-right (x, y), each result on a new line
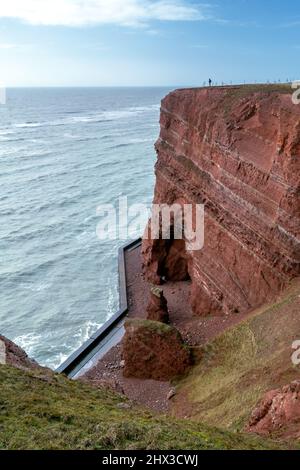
top-left (143, 85), bottom-right (300, 316)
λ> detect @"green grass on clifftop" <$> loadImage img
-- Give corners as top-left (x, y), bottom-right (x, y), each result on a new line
top-left (0, 365), bottom-right (283, 450)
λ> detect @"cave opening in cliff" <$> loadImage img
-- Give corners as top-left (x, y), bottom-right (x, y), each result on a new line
top-left (158, 224), bottom-right (191, 283)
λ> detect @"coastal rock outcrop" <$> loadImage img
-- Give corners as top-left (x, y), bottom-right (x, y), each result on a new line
top-left (143, 85), bottom-right (300, 316)
top-left (248, 381), bottom-right (300, 438)
top-left (122, 319), bottom-right (191, 380)
top-left (146, 286), bottom-right (169, 323)
top-left (0, 335), bottom-right (40, 371)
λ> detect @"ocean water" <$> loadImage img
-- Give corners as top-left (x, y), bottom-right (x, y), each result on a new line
top-left (0, 87), bottom-right (171, 369)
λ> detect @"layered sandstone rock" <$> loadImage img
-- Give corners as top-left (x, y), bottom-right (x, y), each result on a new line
top-left (123, 319), bottom-right (191, 380)
top-left (146, 286), bottom-right (169, 323)
top-left (143, 85), bottom-right (300, 316)
top-left (248, 381), bottom-right (300, 438)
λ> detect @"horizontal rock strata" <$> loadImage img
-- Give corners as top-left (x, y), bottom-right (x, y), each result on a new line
top-left (143, 86), bottom-right (300, 316)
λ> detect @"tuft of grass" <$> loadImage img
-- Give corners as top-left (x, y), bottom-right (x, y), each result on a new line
top-left (0, 364), bottom-right (284, 450)
top-left (126, 319), bottom-right (176, 336)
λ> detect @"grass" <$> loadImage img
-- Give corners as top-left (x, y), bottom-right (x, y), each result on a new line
top-left (171, 280), bottom-right (300, 438)
top-left (218, 84), bottom-right (293, 118)
top-left (0, 364), bottom-right (285, 450)
top-left (187, 83), bottom-right (293, 95)
top-left (224, 83), bottom-right (292, 97)
top-left (126, 318), bottom-right (177, 336)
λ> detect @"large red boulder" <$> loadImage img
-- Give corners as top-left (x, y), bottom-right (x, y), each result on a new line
top-left (123, 319), bottom-right (191, 381)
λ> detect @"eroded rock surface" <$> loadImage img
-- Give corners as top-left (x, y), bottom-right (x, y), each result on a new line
top-left (146, 286), bottom-right (169, 323)
top-left (248, 381), bottom-right (300, 438)
top-left (123, 319), bottom-right (191, 380)
top-left (143, 86), bottom-right (300, 316)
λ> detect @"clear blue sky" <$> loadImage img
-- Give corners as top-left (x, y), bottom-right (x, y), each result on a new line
top-left (0, 0), bottom-right (299, 87)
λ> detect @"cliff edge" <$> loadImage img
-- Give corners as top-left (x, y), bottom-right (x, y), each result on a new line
top-left (143, 85), bottom-right (300, 317)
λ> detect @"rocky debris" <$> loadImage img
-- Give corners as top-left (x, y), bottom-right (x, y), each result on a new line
top-left (0, 335), bottom-right (40, 371)
top-left (247, 381), bottom-right (300, 437)
top-left (167, 388), bottom-right (176, 400)
top-left (142, 86), bottom-right (300, 317)
top-left (116, 402), bottom-right (132, 410)
top-left (79, 376), bottom-right (124, 394)
top-left (146, 286), bottom-right (169, 323)
top-left (122, 319), bottom-right (191, 381)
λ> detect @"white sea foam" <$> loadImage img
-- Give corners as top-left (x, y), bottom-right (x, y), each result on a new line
top-left (75, 230), bottom-right (94, 242)
top-left (106, 279), bottom-right (118, 321)
top-left (11, 332), bottom-right (62, 370)
top-left (13, 332), bottom-right (42, 357)
top-left (21, 282), bottom-right (51, 292)
top-left (50, 352), bottom-right (70, 370)
top-left (15, 122), bottom-right (44, 128)
top-left (47, 320), bottom-right (102, 370)
top-left (74, 320), bottom-right (102, 344)
top-left (13, 323), bottom-right (101, 370)
top-left (128, 137), bottom-right (154, 144)
top-left (0, 129), bottom-right (15, 135)
top-left (0, 129), bottom-right (16, 141)
top-left (13, 104), bottom-right (160, 129)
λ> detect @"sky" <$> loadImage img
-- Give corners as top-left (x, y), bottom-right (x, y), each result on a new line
top-left (0, 0), bottom-right (299, 87)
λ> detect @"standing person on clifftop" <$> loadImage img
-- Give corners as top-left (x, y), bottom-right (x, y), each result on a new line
top-left (209, 78), bottom-right (212, 86)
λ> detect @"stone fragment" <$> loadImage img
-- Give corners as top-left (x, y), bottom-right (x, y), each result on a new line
top-left (146, 286), bottom-right (169, 323)
top-left (167, 388), bottom-right (176, 400)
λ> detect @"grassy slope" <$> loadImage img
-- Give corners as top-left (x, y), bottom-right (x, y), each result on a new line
top-left (0, 365), bottom-right (283, 450)
top-left (172, 280), bottom-right (300, 436)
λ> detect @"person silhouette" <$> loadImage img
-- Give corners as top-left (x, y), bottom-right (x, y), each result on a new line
top-left (209, 78), bottom-right (212, 87)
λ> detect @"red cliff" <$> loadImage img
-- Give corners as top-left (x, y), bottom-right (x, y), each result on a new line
top-left (143, 85), bottom-right (300, 316)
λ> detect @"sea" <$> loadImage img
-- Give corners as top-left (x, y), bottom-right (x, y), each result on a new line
top-left (0, 87), bottom-right (172, 369)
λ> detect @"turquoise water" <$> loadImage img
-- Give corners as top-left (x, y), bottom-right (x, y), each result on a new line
top-left (0, 87), bottom-right (171, 368)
